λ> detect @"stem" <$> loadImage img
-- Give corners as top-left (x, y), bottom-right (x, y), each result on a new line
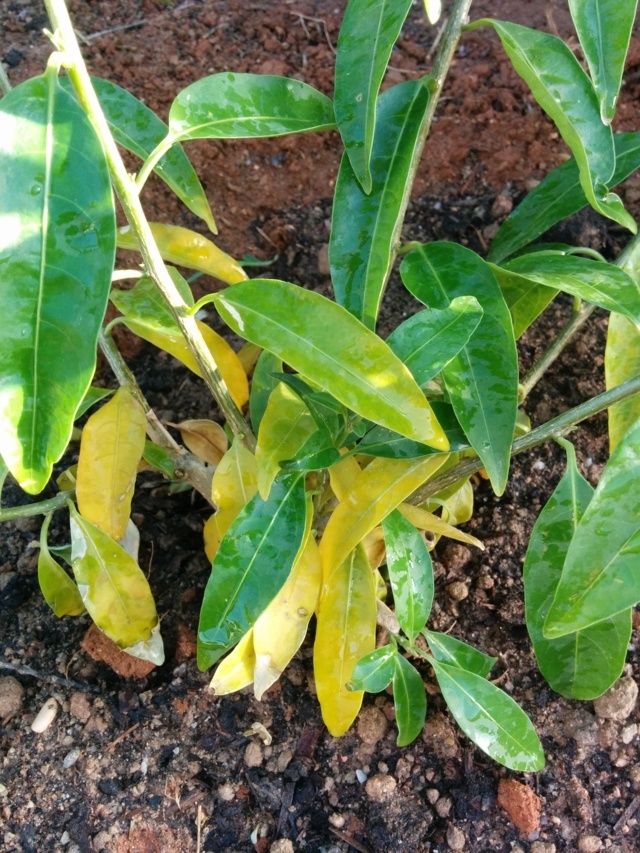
top-left (0, 491), bottom-right (74, 522)
top-left (43, 0), bottom-right (255, 451)
top-left (136, 137), bottom-right (174, 192)
top-left (0, 63), bottom-right (12, 95)
top-left (410, 371), bottom-right (640, 505)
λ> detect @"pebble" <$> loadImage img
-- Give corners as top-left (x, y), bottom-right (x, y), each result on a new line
top-left (270, 840), bottom-right (294, 853)
top-left (356, 769), bottom-right (368, 784)
top-left (356, 705), bottom-right (388, 744)
top-left (31, 697), bottom-right (59, 733)
top-left (364, 773), bottom-right (397, 802)
top-left (594, 676), bottom-right (638, 721)
top-left (447, 825), bottom-right (466, 850)
top-left (530, 844), bottom-right (556, 853)
top-left (435, 796), bottom-right (453, 818)
top-left (244, 741), bottom-right (263, 768)
top-left (426, 788), bottom-right (440, 804)
top-left (0, 676), bottom-right (24, 721)
top-left (621, 723), bottom-right (637, 744)
top-left (69, 692), bottom-right (92, 724)
top-left (577, 835), bottom-right (602, 853)
top-left (63, 748), bottom-right (81, 769)
top-left (446, 581), bottom-right (469, 601)
top-left (328, 813), bottom-right (345, 829)
top-left (217, 782), bottom-right (235, 802)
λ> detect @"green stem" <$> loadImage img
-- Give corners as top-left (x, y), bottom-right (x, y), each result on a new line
top-left (0, 490), bottom-right (74, 522)
top-left (136, 136), bottom-right (175, 192)
top-left (43, 0), bottom-right (255, 451)
top-left (0, 63), bottom-right (11, 95)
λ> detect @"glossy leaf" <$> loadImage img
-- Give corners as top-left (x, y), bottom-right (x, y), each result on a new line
top-left (76, 387), bottom-right (114, 421)
top-left (436, 478), bottom-right (474, 527)
top-left (398, 503), bottom-right (484, 550)
top-left (38, 514), bottom-right (85, 617)
top-left (213, 279), bottom-right (448, 448)
top-left (166, 418), bottom-right (227, 465)
top-left (489, 133), bottom-right (640, 264)
top-left (423, 630), bottom-right (496, 678)
top-left (393, 655), bottom-right (427, 746)
top-left (76, 387), bottom-right (146, 541)
top-left (210, 630), bottom-right (255, 695)
top-left (314, 545), bottom-right (377, 736)
top-left (334, 0), bottom-right (413, 193)
top-left (493, 252), bottom-right (640, 327)
top-left (355, 402), bottom-right (468, 459)
top-left (319, 454), bottom-right (447, 579)
top-left (568, 0), bottom-right (638, 123)
top-left (253, 536), bottom-right (322, 699)
top-left (328, 454), bottom-right (362, 501)
top-left (117, 223), bottom-right (247, 284)
top-left (69, 504), bottom-right (162, 656)
top-left (386, 296), bottom-right (483, 386)
top-left (169, 73), bottom-right (336, 141)
top-left (401, 243), bottom-right (518, 494)
top-left (142, 441), bottom-right (175, 479)
top-left (272, 373), bottom-right (346, 442)
top-left (255, 383), bottom-right (316, 499)
top-left (205, 439), bottom-right (258, 561)
top-left (249, 351), bottom-right (283, 433)
top-left (382, 509), bottom-right (434, 641)
top-left (331, 78), bottom-right (429, 327)
top-left (197, 472), bottom-right (307, 669)
top-left (431, 658), bottom-right (545, 771)
top-left (60, 76), bottom-right (216, 233)
top-left (424, 0), bottom-right (442, 24)
top-left (0, 68), bottom-right (116, 493)
top-left (348, 645), bottom-right (397, 693)
top-left (524, 439), bottom-right (631, 699)
top-left (470, 19), bottom-right (635, 233)
top-left (605, 313), bottom-right (640, 451)
top-left (545, 418), bottom-right (640, 637)
top-left (280, 431), bottom-right (342, 472)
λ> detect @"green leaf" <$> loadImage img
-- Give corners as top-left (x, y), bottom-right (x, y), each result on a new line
top-left (545, 418), bottom-right (640, 637)
top-left (169, 73), bottom-right (336, 141)
top-left (471, 19), bottom-right (636, 233)
top-left (400, 243), bottom-right (518, 494)
top-left (60, 76), bottom-right (216, 233)
top-left (38, 514), bottom-right (85, 618)
top-left (422, 630), bottom-right (496, 678)
top-left (75, 387), bottom-right (114, 421)
top-left (348, 645), bottom-right (397, 692)
top-left (197, 472), bottom-right (307, 669)
top-left (431, 658), bottom-right (545, 771)
top-left (249, 350), bottom-right (283, 434)
top-left (142, 441), bottom-right (176, 479)
top-left (386, 296), bottom-right (483, 385)
top-left (280, 431), bottom-right (342, 472)
top-left (382, 509), bottom-right (433, 641)
top-left (271, 373), bottom-right (347, 442)
top-left (605, 313), bottom-right (640, 451)
top-left (524, 439), bottom-right (631, 699)
top-left (499, 277), bottom-right (557, 339)
top-left (331, 78), bottom-right (429, 327)
top-left (493, 252), bottom-right (640, 327)
top-left (393, 655), bottom-right (427, 746)
top-left (355, 402), bottom-right (468, 459)
top-left (334, 0), bottom-right (414, 193)
top-left (0, 68), bottom-right (116, 494)
top-left (489, 133), bottom-right (640, 264)
top-left (569, 0), bottom-right (639, 124)
top-left (213, 279), bottom-right (448, 448)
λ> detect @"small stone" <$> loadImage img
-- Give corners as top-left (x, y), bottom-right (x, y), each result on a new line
top-left (594, 676), bottom-right (638, 721)
top-left (446, 581), bottom-right (469, 602)
top-left (621, 723), bottom-right (637, 744)
top-left (0, 676), bottom-right (24, 721)
top-left (491, 193), bottom-right (513, 219)
top-left (276, 749), bottom-right (293, 773)
top-left (356, 769), bottom-right (368, 784)
top-left (217, 782), bottom-right (235, 802)
top-left (578, 835), bottom-right (602, 853)
top-left (497, 778), bottom-right (541, 833)
top-left (435, 796), bottom-right (452, 818)
top-left (270, 841), bottom-right (294, 853)
top-left (60, 831), bottom-right (70, 844)
top-left (244, 741), bottom-right (263, 768)
top-left (426, 788), bottom-right (440, 804)
top-left (317, 244), bottom-right (330, 276)
top-left (63, 748), bottom-right (81, 769)
top-left (328, 814), bottom-right (345, 829)
top-left (447, 825), bottom-right (466, 851)
top-left (92, 830), bottom-right (112, 850)
top-left (364, 773), bottom-right (397, 803)
top-left (69, 692), bottom-right (92, 724)
top-left (530, 844), bottom-right (556, 853)
top-left (31, 697), bottom-right (59, 733)
top-left (356, 705), bottom-right (388, 745)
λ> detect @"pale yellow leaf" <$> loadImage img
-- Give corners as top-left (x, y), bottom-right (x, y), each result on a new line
top-left (398, 503), bottom-right (484, 550)
top-left (210, 630), bottom-right (255, 694)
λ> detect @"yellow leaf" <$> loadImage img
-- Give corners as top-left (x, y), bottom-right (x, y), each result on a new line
top-left (435, 478), bottom-right (474, 527)
top-left (210, 630), bottom-right (255, 694)
top-left (253, 536), bottom-right (322, 700)
top-left (38, 513), bottom-right (85, 617)
top-left (314, 545), bottom-right (377, 736)
top-left (328, 454), bottom-right (361, 502)
top-left (362, 526), bottom-right (385, 570)
top-left (398, 503), bottom-right (484, 550)
top-left (117, 223), bottom-right (248, 285)
top-left (204, 440), bottom-right (258, 560)
top-left (237, 342), bottom-right (262, 375)
top-left (167, 418), bottom-right (228, 465)
top-left (76, 387), bottom-right (147, 540)
top-left (203, 513), bottom-right (223, 562)
top-left (255, 383), bottom-right (316, 500)
top-left (605, 312), bottom-right (640, 451)
top-left (319, 455), bottom-right (447, 578)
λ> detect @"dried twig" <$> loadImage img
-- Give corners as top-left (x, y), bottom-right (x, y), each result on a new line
top-left (328, 827), bottom-right (371, 853)
top-left (0, 660), bottom-right (100, 694)
top-left (105, 722), bottom-right (140, 752)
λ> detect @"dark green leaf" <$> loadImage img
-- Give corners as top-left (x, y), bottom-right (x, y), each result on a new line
top-left (393, 655), bottom-right (427, 746)
top-left (331, 78), bottom-right (430, 328)
top-left (250, 351), bottom-right (283, 434)
top-left (75, 387), bottom-right (114, 421)
top-left (422, 630), bottom-right (496, 678)
top-left (382, 509), bottom-right (433, 641)
top-left (400, 243), bottom-right (518, 495)
top-left (0, 68), bottom-right (115, 493)
top-left (355, 402), bottom-right (468, 459)
top-left (545, 418), bottom-right (640, 637)
top-left (280, 430), bottom-right (342, 471)
top-left (142, 441), bottom-right (176, 479)
top-left (386, 296), bottom-right (483, 385)
top-left (348, 645), bottom-right (397, 692)
top-left (334, 0), bottom-right (414, 193)
top-left (197, 472), bottom-right (307, 669)
top-left (169, 73), bottom-right (335, 141)
top-left (524, 438), bottom-right (631, 699)
top-left (271, 373), bottom-right (346, 441)
top-left (431, 658), bottom-right (545, 771)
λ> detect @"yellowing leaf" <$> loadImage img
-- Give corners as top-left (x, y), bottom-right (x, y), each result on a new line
top-left (253, 536), bottom-right (322, 700)
top-left (398, 503), bottom-right (484, 550)
top-left (319, 455), bottom-right (447, 578)
top-left (255, 383), bottom-right (316, 500)
top-left (203, 513), bottom-right (223, 562)
top-left (237, 342), bottom-right (262, 375)
top-left (117, 222), bottom-right (248, 284)
top-left (328, 454), bottom-right (361, 502)
top-left (76, 387), bottom-right (146, 540)
top-left (436, 478), bottom-right (474, 527)
top-left (167, 418), bottom-right (228, 465)
top-left (362, 526), bottom-right (386, 570)
top-left (314, 545), bottom-right (377, 736)
top-left (210, 630), bottom-right (255, 694)
top-left (605, 312), bottom-right (640, 451)
top-left (204, 440), bottom-right (258, 560)
top-left (38, 513), bottom-right (85, 617)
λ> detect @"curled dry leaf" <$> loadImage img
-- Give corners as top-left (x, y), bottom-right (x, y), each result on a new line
top-left (166, 418), bottom-right (228, 465)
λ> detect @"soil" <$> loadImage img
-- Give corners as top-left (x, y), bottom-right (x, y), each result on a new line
top-left (1, 2), bottom-right (640, 852)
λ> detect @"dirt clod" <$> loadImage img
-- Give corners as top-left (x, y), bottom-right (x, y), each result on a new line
top-left (269, 841), bottom-right (294, 853)
top-left (446, 581), bottom-right (470, 601)
top-left (578, 835), bottom-right (603, 853)
top-left (244, 740), bottom-right (264, 768)
top-left (593, 676), bottom-right (638, 721)
top-left (80, 624), bottom-right (156, 679)
top-left (447, 824), bottom-right (466, 851)
top-left (0, 675), bottom-right (24, 721)
top-left (356, 704), bottom-right (389, 744)
top-left (69, 691), bottom-right (92, 723)
top-left (364, 773), bottom-right (397, 802)
top-left (497, 778), bottom-right (542, 833)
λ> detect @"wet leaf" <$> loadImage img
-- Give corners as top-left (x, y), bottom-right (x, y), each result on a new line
top-left (422, 630), bottom-right (496, 678)
top-left (280, 431), bottom-right (342, 472)
top-left (355, 402), bottom-right (468, 459)
top-left (249, 351), bottom-right (283, 433)
top-left (401, 243), bottom-right (518, 494)
top-left (605, 313), bottom-right (640, 451)
top-left (393, 655), bottom-right (427, 746)
top-left (272, 373), bottom-right (346, 442)
top-left (197, 472), bottom-right (307, 669)
top-left (76, 387), bottom-right (147, 541)
top-left (331, 78), bottom-right (429, 327)
top-left (397, 503), bottom-right (484, 550)
top-left (499, 277), bottom-right (557, 339)
top-left (314, 545), bottom-right (377, 735)
top-left (0, 68), bottom-right (115, 493)
top-left (204, 439), bottom-right (259, 560)
top-left (431, 658), bottom-right (545, 771)
top-left (348, 645), bottom-right (397, 693)
top-left (213, 278), bottom-right (448, 448)
top-left (210, 630), bottom-right (255, 695)
top-left (38, 514), bottom-right (85, 617)
top-left (524, 439), bottom-right (631, 699)
top-left (382, 509), bottom-right (434, 641)
top-left (142, 441), bottom-right (176, 479)
top-left (167, 418), bottom-right (227, 465)
top-left (435, 478), bottom-right (474, 527)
